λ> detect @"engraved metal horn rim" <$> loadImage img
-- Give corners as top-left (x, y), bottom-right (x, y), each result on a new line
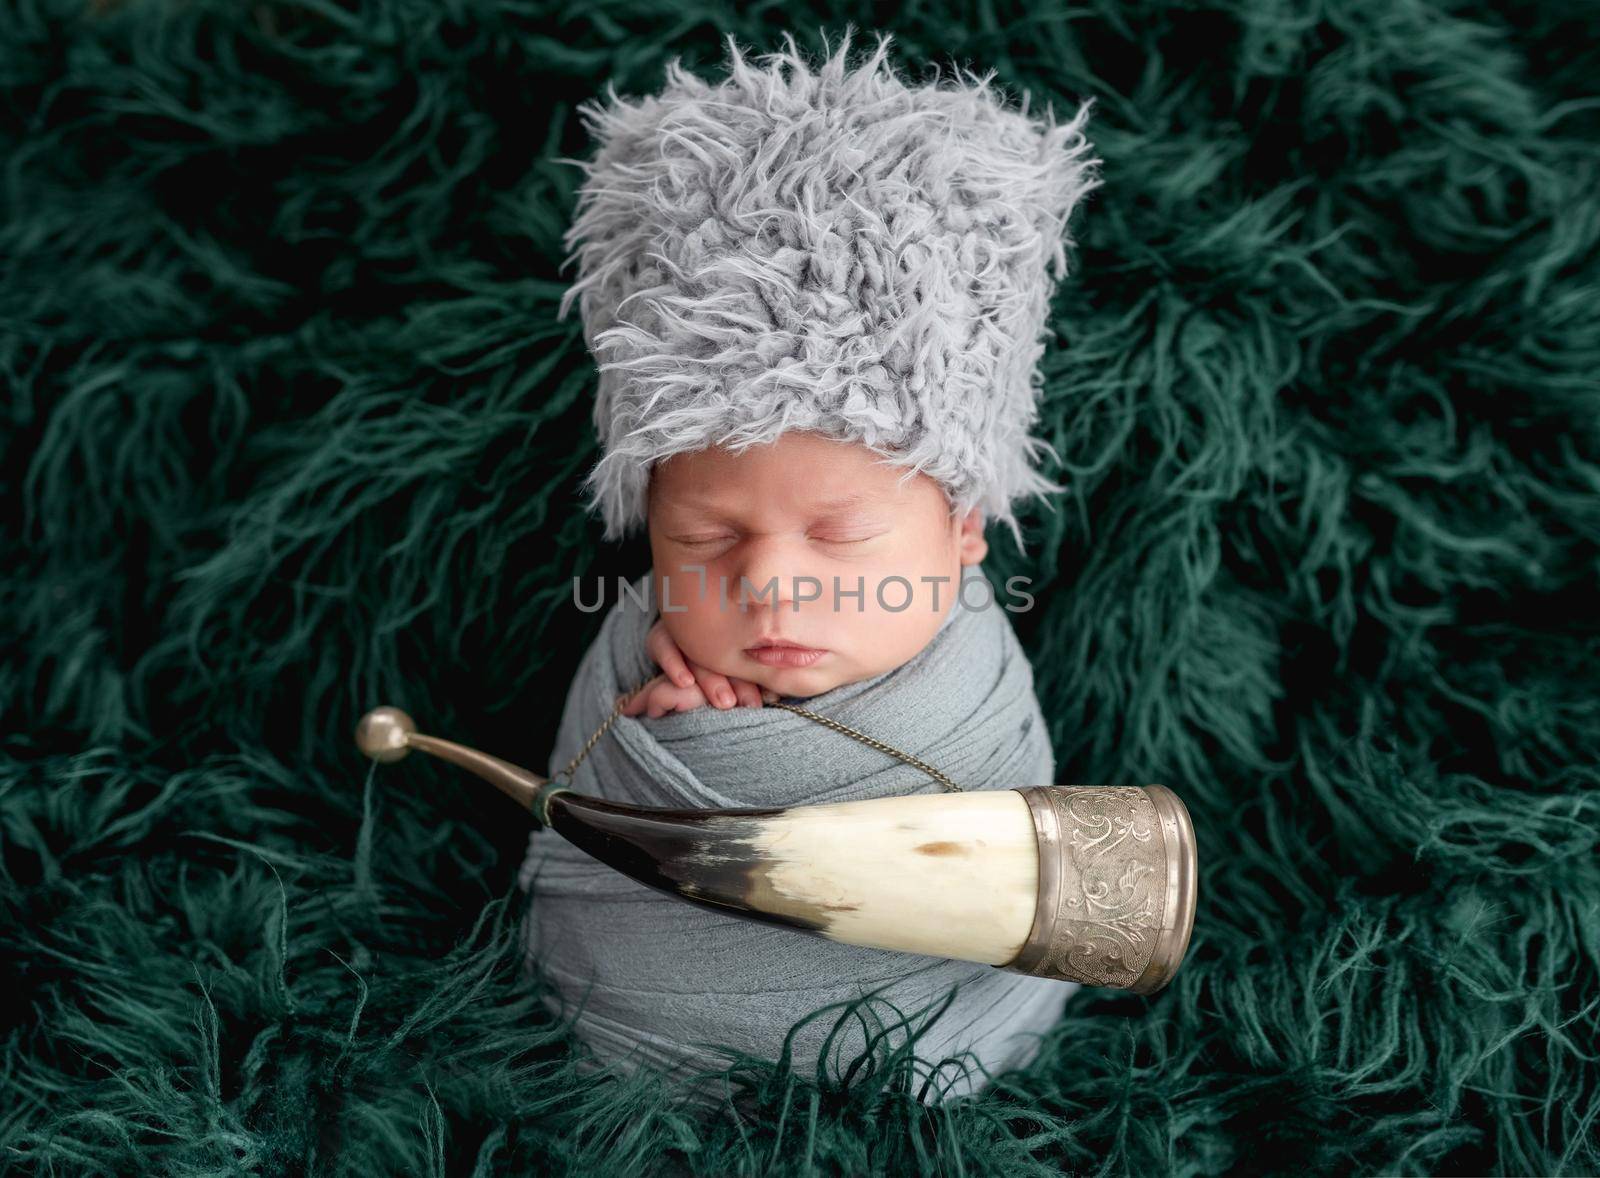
top-left (973, 784), bottom-right (1197, 993)
top-left (354, 706), bottom-right (1199, 995)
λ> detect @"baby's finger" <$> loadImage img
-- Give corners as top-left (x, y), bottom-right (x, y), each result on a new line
top-left (688, 663), bottom-right (738, 709)
top-left (729, 678), bottom-right (764, 708)
top-left (649, 682), bottom-right (706, 718)
top-left (645, 684), bottom-right (680, 718)
top-left (646, 623), bottom-right (695, 688)
top-left (669, 690), bottom-right (710, 714)
top-left (617, 674), bottom-right (666, 716)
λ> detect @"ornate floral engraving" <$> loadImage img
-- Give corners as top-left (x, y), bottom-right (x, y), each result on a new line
top-left (1033, 788), bottom-right (1167, 987)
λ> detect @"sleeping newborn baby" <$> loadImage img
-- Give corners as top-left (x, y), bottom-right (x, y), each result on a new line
top-left (519, 30), bottom-right (1102, 1105)
top-left (519, 427), bottom-right (1078, 1104)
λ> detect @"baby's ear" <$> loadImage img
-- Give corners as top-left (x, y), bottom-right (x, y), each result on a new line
top-left (957, 507), bottom-right (988, 566)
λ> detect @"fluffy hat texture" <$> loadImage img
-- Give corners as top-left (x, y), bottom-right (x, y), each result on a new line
top-left (556, 27), bottom-right (1102, 552)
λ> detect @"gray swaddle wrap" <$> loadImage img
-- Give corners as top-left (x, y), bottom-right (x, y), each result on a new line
top-left (517, 564), bottom-right (1075, 1100)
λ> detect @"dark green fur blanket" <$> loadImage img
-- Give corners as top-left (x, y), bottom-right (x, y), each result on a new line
top-left (3, 3), bottom-right (1596, 1174)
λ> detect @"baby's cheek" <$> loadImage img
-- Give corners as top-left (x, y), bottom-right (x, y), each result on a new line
top-left (661, 608), bottom-right (741, 677)
top-left (853, 606), bottom-right (944, 673)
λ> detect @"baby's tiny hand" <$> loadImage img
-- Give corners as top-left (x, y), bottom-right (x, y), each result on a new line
top-left (624, 620), bottom-right (777, 713)
top-left (617, 672), bottom-right (709, 718)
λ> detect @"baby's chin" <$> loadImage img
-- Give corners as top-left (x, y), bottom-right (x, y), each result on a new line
top-left (734, 654), bottom-right (843, 699)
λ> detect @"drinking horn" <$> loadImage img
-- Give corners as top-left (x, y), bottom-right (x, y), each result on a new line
top-left (354, 706), bottom-right (1198, 994)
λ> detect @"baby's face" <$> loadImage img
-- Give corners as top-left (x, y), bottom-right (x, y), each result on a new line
top-left (647, 430), bottom-right (989, 699)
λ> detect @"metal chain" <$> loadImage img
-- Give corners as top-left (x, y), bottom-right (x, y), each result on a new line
top-left (762, 700), bottom-right (963, 792)
top-left (556, 678), bottom-right (963, 792)
top-left (552, 680), bottom-right (648, 784)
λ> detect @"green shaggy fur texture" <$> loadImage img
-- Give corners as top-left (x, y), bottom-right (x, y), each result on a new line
top-left (3, 2), bottom-right (1597, 1174)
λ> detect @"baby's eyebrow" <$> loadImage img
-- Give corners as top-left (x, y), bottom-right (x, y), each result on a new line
top-left (806, 492), bottom-right (889, 514)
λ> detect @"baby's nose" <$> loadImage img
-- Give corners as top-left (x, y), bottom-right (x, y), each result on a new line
top-left (731, 539), bottom-right (811, 611)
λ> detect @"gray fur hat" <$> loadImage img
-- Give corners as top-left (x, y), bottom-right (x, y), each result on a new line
top-left (556, 27), bottom-right (1102, 553)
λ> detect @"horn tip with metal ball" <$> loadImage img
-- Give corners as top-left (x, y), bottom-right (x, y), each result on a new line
top-left (355, 706), bottom-right (416, 763)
